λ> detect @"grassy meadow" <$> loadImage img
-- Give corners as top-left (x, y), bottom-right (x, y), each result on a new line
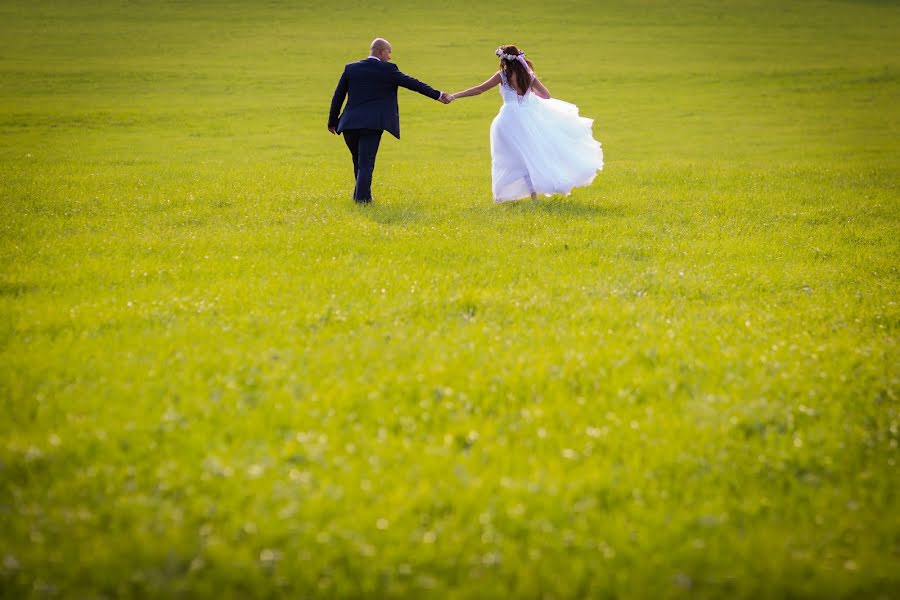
top-left (1, 0), bottom-right (899, 597)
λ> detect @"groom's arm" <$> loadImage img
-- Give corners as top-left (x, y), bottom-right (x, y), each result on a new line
top-left (328, 68), bottom-right (349, 132)
top-left (389, 64), bottom-right (441, 101)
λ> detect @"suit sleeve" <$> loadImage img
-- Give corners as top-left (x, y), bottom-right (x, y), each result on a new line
top-left (328, 68), bottom-right (349, 128)
top-left (390, 64), bottom-right (441, 100)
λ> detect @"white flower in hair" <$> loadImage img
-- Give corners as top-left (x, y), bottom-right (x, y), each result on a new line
top-left (496, 48), bottom-right (525, 61)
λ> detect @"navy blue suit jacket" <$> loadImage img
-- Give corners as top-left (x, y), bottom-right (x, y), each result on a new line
top-left (328, 58), bottom-right (441, 139)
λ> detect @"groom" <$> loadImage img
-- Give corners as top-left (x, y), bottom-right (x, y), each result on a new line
top-left (328, 38), bottom-right (453, 204)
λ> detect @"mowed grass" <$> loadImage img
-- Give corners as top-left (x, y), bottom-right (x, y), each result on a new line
top-left (1, 0), bottom-right (898, 597)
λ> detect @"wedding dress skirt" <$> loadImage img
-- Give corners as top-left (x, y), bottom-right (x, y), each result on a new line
top-left (490, 73), bottom-right (603, 202)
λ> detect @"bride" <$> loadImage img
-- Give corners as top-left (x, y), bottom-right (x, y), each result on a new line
top-left (450, 45), bottom-right (604, 202)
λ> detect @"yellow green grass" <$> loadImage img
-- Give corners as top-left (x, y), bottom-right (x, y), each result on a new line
top-left (1, 0), bottom-right (898, 597)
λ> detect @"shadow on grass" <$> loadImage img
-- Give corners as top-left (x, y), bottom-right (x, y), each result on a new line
top-left (346, 193), bottom-right (624, 224)
top-left (0, 282), bottom-right (38, 297)
top-left (353, 203), bottom-right (425, 226)
top-left (492, 195), bottom-right (627, 219)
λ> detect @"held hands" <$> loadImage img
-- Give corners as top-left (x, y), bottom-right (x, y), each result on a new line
top-left (330, 93), bottom-right (452, 137)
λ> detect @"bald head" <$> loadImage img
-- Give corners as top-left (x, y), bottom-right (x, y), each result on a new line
top-left (370, 38), bottom-right (392, 61)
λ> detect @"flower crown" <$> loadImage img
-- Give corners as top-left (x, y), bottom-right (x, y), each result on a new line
top-left (496, 48), bottom-right (525, 61)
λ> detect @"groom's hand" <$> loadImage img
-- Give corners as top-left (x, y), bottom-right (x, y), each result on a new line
top-left (439, 92), bottom-right (453, 105)
top-left (328, 126), bottom-right (337, 134)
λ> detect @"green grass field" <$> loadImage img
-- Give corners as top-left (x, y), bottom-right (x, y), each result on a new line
top-left (1, 0), bottom-right (898, 597)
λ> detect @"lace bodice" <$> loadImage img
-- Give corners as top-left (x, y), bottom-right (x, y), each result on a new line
top-left (499, 70), bottom-right (535, 106)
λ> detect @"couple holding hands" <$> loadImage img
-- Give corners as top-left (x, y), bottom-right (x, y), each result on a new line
top-left (328, 38), bottom-right (603, 204)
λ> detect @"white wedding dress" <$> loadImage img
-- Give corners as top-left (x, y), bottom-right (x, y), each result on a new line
top-left (490, 71), bottom-right (603, 202)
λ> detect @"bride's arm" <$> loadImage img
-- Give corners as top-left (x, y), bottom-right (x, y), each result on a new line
top-left (531, 74), bottom-right (551, 99)
top-left (450, 72), bottom-right (501, 100)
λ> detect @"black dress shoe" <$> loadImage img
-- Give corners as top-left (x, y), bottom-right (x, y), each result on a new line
top-left (354, 198), bottom-right (372, 205)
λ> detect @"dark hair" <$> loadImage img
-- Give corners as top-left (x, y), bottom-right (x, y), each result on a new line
top-left (498, 44), bottom-right (534, 96)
